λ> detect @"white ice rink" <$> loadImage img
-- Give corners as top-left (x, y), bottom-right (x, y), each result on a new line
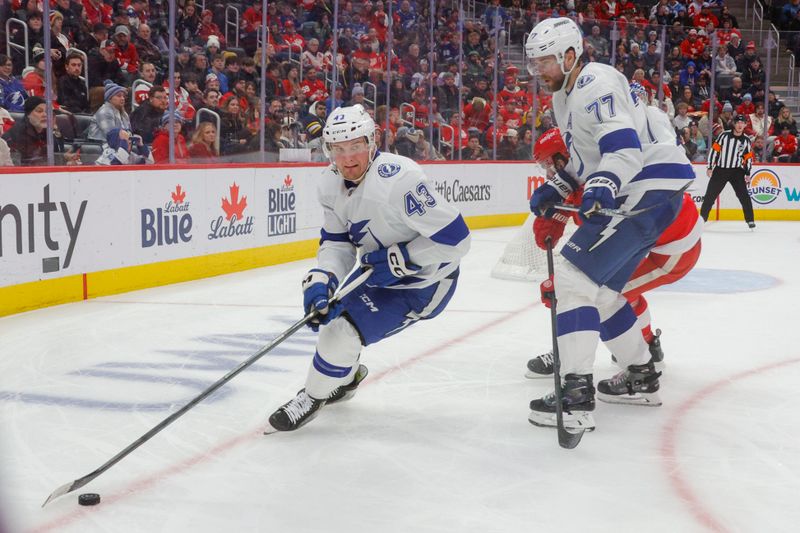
top-left (1, 221), bottom-right (799, 533)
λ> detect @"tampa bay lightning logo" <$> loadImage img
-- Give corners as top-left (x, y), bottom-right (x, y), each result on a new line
top-left (377, 162), bottom-right (401, 178)
top-left (576, 74), bottom-right (595, 89)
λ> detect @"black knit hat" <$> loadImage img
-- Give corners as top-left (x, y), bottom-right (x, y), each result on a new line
top-left (24, 96), bottom-right (45, 116)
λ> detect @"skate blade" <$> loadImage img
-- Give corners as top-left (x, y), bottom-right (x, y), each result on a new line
top-left (525, 370), bottom-right (554, 379)
top-left (597, 391), bottom-right (662, 406)
top-left (528, 411), bottom-right (596, 432)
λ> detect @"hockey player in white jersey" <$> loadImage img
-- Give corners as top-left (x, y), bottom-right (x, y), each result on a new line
top-left (524, 18), bottom-right (694, 431)
top-left (266, 104), bottom-right (471, 432)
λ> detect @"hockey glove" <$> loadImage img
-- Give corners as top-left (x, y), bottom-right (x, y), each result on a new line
top-left (540, 275), bottom-right (555, 309)
top-left (360, 243), bottom-right (421, 288)
top-left (580, 176), bottom-right (618, 225)
top-left (530, 170), bottom-right (575, 218)
top-left (533, 211), bottom-right (570, 250)
top-left (302, 269), bottom-right (341, 331)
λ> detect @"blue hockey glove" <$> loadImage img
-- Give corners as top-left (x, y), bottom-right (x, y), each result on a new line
top-left (530, 171), bottom-right (575, 217)
top-left (360, 243), bottom-right (421, 287)
top-left (580, 176), bottom-right (618, 225)
top-left (302, 269), bottom-right (341, 331)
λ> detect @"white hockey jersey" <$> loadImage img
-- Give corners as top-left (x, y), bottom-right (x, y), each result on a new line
top-left (552, 62), bottom-right (692, 204)
top-left (316, 151), bottom-right (471, 289)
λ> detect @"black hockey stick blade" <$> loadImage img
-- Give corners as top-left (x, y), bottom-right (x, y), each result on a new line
top-left (43, 269), bottom-right (373, 507)
top-left (545, 238), bottom-right (585, 450)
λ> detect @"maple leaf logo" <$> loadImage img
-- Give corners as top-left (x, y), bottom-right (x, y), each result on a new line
top-left (283, 174), bottom-right (293, 188)
top-left (221, 182), bottom-right (247, 221)
top-left (171, 184), bottom-right (186, 204)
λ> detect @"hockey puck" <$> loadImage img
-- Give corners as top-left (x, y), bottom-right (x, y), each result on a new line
top-left (78, 493), bottom-right (101, 506)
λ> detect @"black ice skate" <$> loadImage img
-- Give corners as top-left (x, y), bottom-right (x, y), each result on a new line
top-left (611, 329), bottom-right (665, 370)
top-left (528, 374), bottom-right (596, 431)
top-left (747, 221), bottom-right (756, 230)
top-left (597, 360), bottom-right (662, 406)
top-left (265, 389), bottom-right (326, 433)
top-left (525, 351), bottom-right (554, 378)
top-left (326, 364), bottom-right (369, 404)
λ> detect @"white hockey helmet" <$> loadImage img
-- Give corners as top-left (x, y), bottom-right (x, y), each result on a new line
top-left (525, 18), bottom-right (584, 84)
top-left (322, 104), bottom-right (377, 160)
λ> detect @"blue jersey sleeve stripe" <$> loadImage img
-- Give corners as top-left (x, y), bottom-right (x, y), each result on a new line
top-left (312, 351), bottom-right (353, 378)
top-left (630, 163), bottom-right (695, 182)
top-left (585, 170), bottom-right (622, 190)
top-left (598, 128), bottom-right (641, 155)
top-left (429, 214), bottom-right (470, 246)
top-left (319, 229), bottom-right (350, 245)
top-left (556, 306), bottom-right (601, 336)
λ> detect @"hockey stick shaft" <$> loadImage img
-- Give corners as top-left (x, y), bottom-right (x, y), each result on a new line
top-left (42, 268), bottom-right (372, 507)
top-left (552, 182), bottom-right (692, 219)
top-left (545, 239), bottom-right (584, 449)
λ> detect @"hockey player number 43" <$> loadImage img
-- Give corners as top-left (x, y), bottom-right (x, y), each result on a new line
top-left (404, 183), bottom-right (437, 216)
top-left (584, 93), bottom-right (616, 123)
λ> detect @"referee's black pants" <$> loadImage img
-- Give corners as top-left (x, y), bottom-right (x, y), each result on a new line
top-left (699, 167), bottom-right (754, 223)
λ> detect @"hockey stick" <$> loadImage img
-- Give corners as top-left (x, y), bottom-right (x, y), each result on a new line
top-left (552, 182), bottom-right (692, 219)
top-left (545, 238), bottom-right (584, 450)
top-left (42, 268), bottom-right (373, 507)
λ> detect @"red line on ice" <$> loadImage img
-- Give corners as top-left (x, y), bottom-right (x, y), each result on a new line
top-left (660, 357), bottom-right (800, 533)
top-left (32, 301), bottom-right (537, 532)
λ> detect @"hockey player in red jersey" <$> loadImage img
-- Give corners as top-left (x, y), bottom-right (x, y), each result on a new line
top-left (525, 127), bottom-right (702, 379)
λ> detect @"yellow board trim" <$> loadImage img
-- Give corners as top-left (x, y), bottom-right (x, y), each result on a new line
top-left (0, 209), bottom-right (792, 317)
top-left (712, 209), bottom-right (800, 221)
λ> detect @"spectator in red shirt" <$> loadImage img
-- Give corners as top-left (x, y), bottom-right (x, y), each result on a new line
top-left (499, 99), bottom-right (523, 130)
top-left (188, 121), bottom-right (219, 162)
top-left (113, 25), bottom-right (139, 82)
top-left (300, 68), bottom-right (328, 102)
top-left (83, 0), bottom-right (113, 27)
top-left (680, 28), bottom-right (705, 60)
top-left (497, 76), bottom-right (525, 110)
top-left (281, 21), bottom-right (306, 56)
top-left (693, 3), bottom-right (719, 28)
top-left (198, 10), bottom-right (225, 47)
top-left (736, 93), bottom-right (755, 116)
top-left (242, 2), bottom-right (263, 33)
top-left (772, 125), bottom-right (797, 162)
top-left (152, 111), bottom-right (188, 163)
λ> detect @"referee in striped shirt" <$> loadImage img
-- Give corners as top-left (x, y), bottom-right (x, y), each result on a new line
top-left (701, 114), bottom-right (755, 228)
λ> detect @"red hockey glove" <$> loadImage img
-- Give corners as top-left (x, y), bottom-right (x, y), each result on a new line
top-left (540, 275), bottom-right (555, 309)
top-left (533, 211), bottom-right (570, 250)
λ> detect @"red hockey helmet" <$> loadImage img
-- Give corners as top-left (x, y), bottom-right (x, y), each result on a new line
top-left (533, 127), bottom-right (568, 171)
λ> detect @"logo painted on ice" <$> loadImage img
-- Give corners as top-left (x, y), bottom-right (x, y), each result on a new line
top-left (209, 182), bottom-right (255, 239)
top-left (576, 74), bottom-right (595, 89)
top-left (747, 170), bottom-right (782, 205)
top-left (141, 184), bottom-right (193, 248)
top-left (377, 162), bottom-right (401, 178)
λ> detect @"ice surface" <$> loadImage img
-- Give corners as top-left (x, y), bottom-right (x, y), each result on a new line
top-left (1, 221), bottom-right (798, 533)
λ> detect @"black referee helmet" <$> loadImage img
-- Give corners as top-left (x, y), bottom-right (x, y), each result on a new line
top-left (734, 114), bottom-right (747, 123)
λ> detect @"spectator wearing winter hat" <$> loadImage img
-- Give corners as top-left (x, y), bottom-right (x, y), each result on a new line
top-left (85, 80), bottom-right (131, 141)
top-left (737, 41), bottom-right (760, 72)
top-left (198, 10), bottom-right (225, 47)
top-left (95, 127), bottom-right (152, 165)
top-left (679, 60), bottom-right (700, 88)
top-left (152, 111), bottom-right (189, 163)
top-left (0, 54), bottom-right (26, 112)
top-left (2, 96), bottom-right (68, 166)
top-left (112, 25), bottom-right (139, 82)
top-left (22, 47), bottom-right (51, 101)
top-left (736, 93), bottom-right (755, 116)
